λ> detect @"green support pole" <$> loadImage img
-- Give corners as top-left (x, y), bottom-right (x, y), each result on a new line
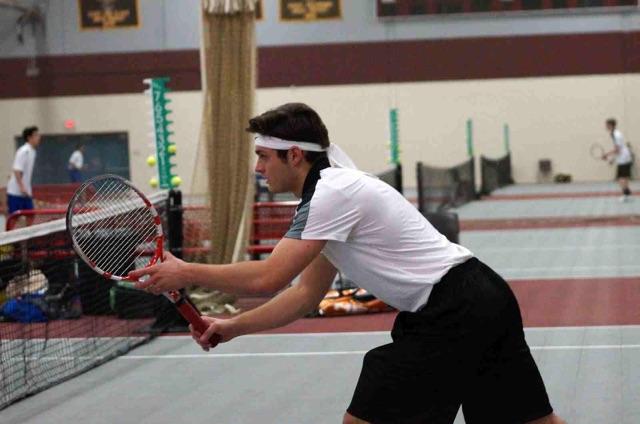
top-left (466, 118), bottom-right (474, 158)
top-left (144, 77), bottom-right (178, 189)
top-left (503, 123), bottom-right (510, 154)
top-left (389, 108), bottom-right (400, 165)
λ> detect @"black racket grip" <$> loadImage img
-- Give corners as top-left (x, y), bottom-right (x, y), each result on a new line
top-left (175, 300), bottom-right (222, 348)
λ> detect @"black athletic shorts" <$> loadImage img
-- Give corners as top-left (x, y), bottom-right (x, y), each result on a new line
top-left (616, 163), bottom-right (632, 179)
top-left (347, 258), bottom-right (553, 424)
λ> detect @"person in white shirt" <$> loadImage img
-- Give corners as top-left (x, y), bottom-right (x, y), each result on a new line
top-left (7, 126), bottom-right (40, 215)
top-left (603, 118), bottom-right (633, 202)
top-left (68, 143), bottom-right (85, 183)
top-left (129, 103), bottom-right (564, 424)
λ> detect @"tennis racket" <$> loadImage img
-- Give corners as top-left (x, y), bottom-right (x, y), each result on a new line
top-left (66, 174), bottom-right (221, 348)
top-left (590, 143), bottom-right (606, 161)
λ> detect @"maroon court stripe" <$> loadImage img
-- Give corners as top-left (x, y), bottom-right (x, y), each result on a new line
top-left (461, 215), bottom-right (640, 230)
top-left (230, 276), bottom-right (640, 334)
top-left (511, 277), bottom-right (640, 327)
top-left (482, 191), bottom-right (629, 201)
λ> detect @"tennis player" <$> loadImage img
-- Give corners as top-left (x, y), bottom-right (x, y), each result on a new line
top-left (67, 143), bottom-right (85, 183)
top-left (7, 126), bottom-right (40, 215)
top-left (603, 118), bottom-right (633, 202)
top-left (132, 103), bottom-right (565, 424)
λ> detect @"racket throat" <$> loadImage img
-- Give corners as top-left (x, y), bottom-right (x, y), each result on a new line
top-left (163, 290), bottom-right (183, 304)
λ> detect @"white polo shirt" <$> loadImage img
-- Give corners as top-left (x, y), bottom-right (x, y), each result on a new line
top-left (7, 143), bottom-right (37, 197)
top-left (285, 166), bottom-right (473, 312)
top-left (68, 150), bottom-right (83, 170)
top-left (612, 129), bottom-right (632, 165)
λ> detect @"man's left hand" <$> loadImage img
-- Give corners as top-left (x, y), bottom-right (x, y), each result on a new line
top-left (129, 251), bottom-right (188, 293)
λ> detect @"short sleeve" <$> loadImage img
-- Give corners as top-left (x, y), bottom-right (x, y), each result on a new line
top-left (12, 147), bottom-right (27, 172)
top-left (613, 130), bottom-right (624, 148)
top-left (285, 184), bottom-right (359, 242)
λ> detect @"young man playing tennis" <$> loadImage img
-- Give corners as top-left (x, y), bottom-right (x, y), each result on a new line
top-left (132, 103), bottom-right (565, 424)
top-left (603, 118), bottom-right (633, 202)
top-left (7, 126), bottom-right (40, 215)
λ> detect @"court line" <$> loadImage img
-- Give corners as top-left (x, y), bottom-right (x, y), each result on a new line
top-left (117, 344), bottom-right (640, 360)
top-left (156, 325), bottom-right (640, 340)
top-left (468, 245), bottom-right (640, 252)
top-left (525, 324), bottom-right (640, 331)
top-left (501, 265), bottom-right (640, 271)
top-left (5, 326), bottom-right (638, 345)
top-left (158, 331), bottom-right (390, 339)
top-left (11, 343), bottom-right (640, 362)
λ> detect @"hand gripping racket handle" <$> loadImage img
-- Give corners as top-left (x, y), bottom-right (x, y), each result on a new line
top-left (175, 298), bottom-right (222, 348)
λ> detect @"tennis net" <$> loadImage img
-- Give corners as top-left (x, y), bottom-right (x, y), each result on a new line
top-left (416, 158), bottom-right (476, 213)
top-left (376, 163), bottom-right (403, 194)
top-left (0, 191), bottom-right (170, 410)
top-left (480, 153), bottom-right (513, 195)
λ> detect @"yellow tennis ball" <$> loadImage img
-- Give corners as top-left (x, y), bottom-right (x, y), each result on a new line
top-left (149, 177), bottom-right (158, 188)
top-left (170, 175), bottom-right (182, 187)
top-left (146, 155), bottom-right (156, 166)
top-left (167, 144), bottom-right (177, 154)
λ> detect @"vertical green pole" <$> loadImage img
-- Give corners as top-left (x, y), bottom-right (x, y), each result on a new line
top-left (144, 77), bottom-right (178, 189)
top-left (389, 108), bottom-right (399, 165)
top-left (466, 118), bottom-right (474, 158)
top-left (503, 123), bottom-right (510, 154)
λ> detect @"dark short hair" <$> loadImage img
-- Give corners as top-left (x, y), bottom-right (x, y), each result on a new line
top-left (22, 126), bottom-right (38, 141)
top-left (246, 103), bottom-right (329, 163)
top-left (76, 142), bottom-right (84, 150)
top-left (606, 118), bottom-right (617, 127)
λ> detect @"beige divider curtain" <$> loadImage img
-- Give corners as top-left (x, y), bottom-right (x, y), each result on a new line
top-left (192, 0), bottom-right (257, 267)
top-left (188, 0), bottom-right (256, 314)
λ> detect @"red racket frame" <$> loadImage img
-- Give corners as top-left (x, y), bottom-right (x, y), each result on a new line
top-left (66, 174), bottom-right (220, 347)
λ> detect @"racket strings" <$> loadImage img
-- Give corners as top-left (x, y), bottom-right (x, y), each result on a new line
top-left (78, 206), bottom-right (155, 274)
top-left (82, 211), bottom-right (155, 276)
top-left (76, 206), bottom-right (151, 262)
top-left (70, 180), bottom-right (160, 277)
top-left (76, 206), bottom-right (156, 276)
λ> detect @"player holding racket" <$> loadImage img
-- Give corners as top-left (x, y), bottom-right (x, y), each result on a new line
top-left (603, 118), bottom-right (633, 202)
top-left (130, 103), bottom-right (565, 424)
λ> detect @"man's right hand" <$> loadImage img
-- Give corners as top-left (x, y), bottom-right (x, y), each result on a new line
top-left (190, 316), bottom-right (238, 351)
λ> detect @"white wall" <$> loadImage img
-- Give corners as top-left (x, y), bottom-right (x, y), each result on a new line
top-left (1, 72), bottom-right (637, 192)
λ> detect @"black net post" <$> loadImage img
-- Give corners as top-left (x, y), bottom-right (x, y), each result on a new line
top-left (375, 163), bottom-right (404, 194)
top-left (395, 163), bottom-right (403, 195)
top-left (153, 189), bottom-right (189, 332)
top-left (416, 161), bottom-right (425, 214)
top-left (167, 189), bottom-right (183, 259)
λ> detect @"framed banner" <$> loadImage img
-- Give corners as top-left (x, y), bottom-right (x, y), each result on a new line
top-left (79, 0), bottom-right (140, 30)
top-left (376, 0), bottom-right (638, 17)
top-left (280, 0), bottom-right (341, 22)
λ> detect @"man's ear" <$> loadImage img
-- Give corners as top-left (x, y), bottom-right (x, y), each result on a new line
top-left (288, 147), bottom-right (304, 166)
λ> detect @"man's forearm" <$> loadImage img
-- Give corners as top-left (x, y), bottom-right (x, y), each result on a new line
top-left (180, 238), bottom-right (326, 296)
top-left (230, 283), bottom-right (322, 337)
top-left (183, 260), bottom-right (277, 295)
top-left (225, 254), bottom-right (336, 338)
top-left (13, 171), bottom-right (26, 193)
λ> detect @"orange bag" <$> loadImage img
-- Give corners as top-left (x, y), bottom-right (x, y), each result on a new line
top-left (313, 288), bottom-right (394, 317)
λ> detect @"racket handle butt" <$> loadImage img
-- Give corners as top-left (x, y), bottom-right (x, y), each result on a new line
top-left (208, 333), bottom-right (222, 347)
top-left (175, 299), bottom-right (222, 349)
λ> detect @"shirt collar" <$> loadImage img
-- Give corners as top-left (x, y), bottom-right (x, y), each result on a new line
top-left (299, 157), bottom-right (330, 207)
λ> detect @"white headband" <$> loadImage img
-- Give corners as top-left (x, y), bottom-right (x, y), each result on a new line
top-left (254, 134), bottom-right (357, 169)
